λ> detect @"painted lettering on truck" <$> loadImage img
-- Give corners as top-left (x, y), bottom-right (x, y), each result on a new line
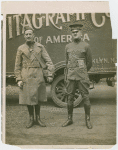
top-left (7, 13), bottom-right (110, 39)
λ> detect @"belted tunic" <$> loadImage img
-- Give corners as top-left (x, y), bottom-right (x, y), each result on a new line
top-left (14, 42), bottom-right (54, 105)
top-left (65, 41), bottom-right (92, 82)
top-left (65, 40), bottom-right (92, 106)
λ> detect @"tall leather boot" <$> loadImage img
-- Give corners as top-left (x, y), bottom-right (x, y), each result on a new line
top-left (62, 104), bottom-right (73, 127)
top-left (26, 105), bottom-right (34, 128)
top-left (84, 104), bottom-right (92, 129)
top-left (35, 105), bottom-right (46, 127)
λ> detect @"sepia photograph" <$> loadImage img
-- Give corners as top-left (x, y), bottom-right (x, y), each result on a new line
top-left (1, 1), bottom-right (117, 149)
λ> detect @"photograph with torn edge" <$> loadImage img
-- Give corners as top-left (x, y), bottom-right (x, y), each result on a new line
top-left (2, 2), bottom-right (117, 148)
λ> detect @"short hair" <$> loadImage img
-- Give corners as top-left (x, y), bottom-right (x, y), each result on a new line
top-left (24, 26), bottom-right (34, 34)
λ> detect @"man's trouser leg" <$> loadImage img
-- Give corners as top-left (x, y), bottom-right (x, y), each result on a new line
top-left (26, 105), bottom-right (34, 128)
top-left (78, 80), bottom-right (92, 129)
top-left (62, 80), bottom-right (76, 127)
top-left (35, 104), bottom-right (46, 127)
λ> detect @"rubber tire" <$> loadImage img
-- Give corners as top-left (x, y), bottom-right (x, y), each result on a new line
top-left (94, 78), bottom-right (100, 83)
top-left (106, 78), bottom-right (115, 87)
top-left (51, 74), bottom-right (82, 108)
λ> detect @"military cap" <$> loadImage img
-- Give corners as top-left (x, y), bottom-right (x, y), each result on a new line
top-left (24, 26), bottom-right (34, 33)
top-left (69, 23), bottom-right (83, 31)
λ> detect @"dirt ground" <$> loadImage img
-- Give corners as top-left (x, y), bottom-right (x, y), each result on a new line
top-left (5, 81), bottom-right (116, 146)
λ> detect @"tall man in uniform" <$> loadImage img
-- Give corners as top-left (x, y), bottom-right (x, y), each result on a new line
top-left (62, 23), bottom-right (92, 129)
top-left (14, 26), bottom-right (54, 128)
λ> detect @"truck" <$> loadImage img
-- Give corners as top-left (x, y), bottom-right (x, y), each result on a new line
top-left (6, 13), bottom-right (117, 107)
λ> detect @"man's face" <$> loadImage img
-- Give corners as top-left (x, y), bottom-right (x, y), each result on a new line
top-left (24, 30), bottom-right (34, 42)
top-left (72, 29), bottom-right (82, 40)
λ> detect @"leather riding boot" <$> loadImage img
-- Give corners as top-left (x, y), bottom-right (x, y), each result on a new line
top-left (26, 105), bottom-right (34, 128)
top-left (62, 114), bottom-right (73, 127)
top-left (35, 105), bottom-right (46, 127)
top-left (84, 104), bottom-right (92, 129)
top-left (62, 104), bottom-right (73, 127)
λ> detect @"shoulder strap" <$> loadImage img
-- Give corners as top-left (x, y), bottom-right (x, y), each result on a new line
top-left (33, 52), bottom-right (47, 69)
top-left (32, 45), bottom-right (47, 69)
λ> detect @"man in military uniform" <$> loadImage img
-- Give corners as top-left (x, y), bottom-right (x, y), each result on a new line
top-left (62, 23), bottom-right (92, 129)
top-left (14, 26), bottom-right (54, 128)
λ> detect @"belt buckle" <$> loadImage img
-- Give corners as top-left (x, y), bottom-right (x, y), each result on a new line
top-left (77, 59), bottom-right (84, 68)
top-left (69, 68), bottom-right (74, 71)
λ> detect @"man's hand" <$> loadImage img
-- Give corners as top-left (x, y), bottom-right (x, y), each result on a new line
top-left (17, 81), bottom-right (23, 89)
top-left (47, 77), bottom-right (53, 83)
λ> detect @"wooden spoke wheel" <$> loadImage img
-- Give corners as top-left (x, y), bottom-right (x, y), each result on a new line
top-left (51, 75), bottom-right (82, 107)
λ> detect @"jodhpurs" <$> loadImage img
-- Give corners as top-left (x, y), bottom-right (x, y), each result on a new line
top-left (66, 80), bottom-right (91, 106)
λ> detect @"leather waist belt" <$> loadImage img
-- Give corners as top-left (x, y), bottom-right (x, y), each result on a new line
top-left (22, 65), bottom-right (40, 68)
top-left (68, 59), bottom-right (85, 68)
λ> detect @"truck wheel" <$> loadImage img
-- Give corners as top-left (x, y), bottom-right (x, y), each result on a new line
top-left (93, 75), bottom-right (100, 83)
top-left (94, 78), bottom-right (100, 83)
top-left (51, 75), bottom-right (82, 108)
top-left (106, 77), bottom-right (115, 87)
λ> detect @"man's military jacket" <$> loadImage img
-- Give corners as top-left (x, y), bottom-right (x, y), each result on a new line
top-left (65, 40), bottom-right (92, 81)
